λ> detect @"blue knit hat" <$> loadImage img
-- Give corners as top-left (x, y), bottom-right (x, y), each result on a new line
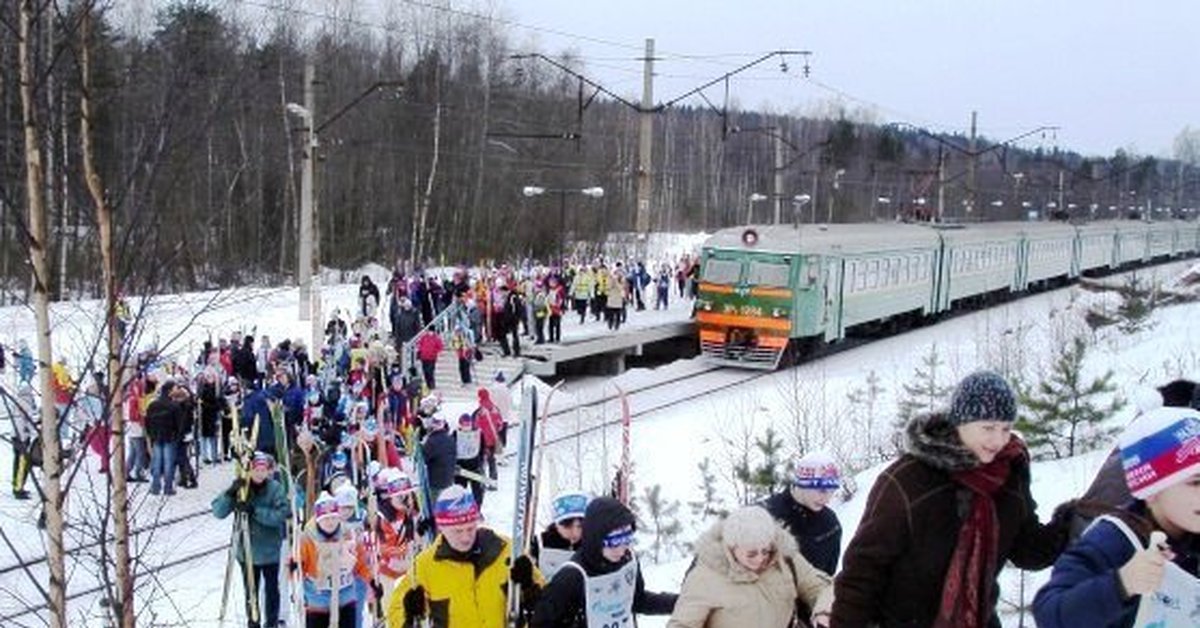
top-left (551, 492), bottom-right (590, 523)
top-left (949, 371), bottom-right (1017, 425)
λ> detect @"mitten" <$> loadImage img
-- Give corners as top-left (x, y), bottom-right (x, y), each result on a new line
top-left (403, 585), bottom-right (426, 618)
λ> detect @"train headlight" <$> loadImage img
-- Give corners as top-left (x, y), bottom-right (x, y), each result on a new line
top-left (702, 301), bottom-right (713, 311)
top-left (772, 308), bottom-right (785, 318)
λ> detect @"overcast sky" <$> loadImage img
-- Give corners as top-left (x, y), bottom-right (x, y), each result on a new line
top-left (496, 0), bottom-right (1197, 158)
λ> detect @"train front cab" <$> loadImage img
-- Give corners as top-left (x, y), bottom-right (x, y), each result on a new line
top-left (695, 247), bottom-right (802, 369)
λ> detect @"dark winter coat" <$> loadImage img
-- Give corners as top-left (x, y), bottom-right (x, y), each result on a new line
top-left (211, 476), bottom-right (290, 565)
top-left (422, 426), bottom-right (457, 493)
top-left (831, 412), bottom-right (1070, 628)
top-left (1032, 501), bottom-right (1200, 628)
top-left (144, 395), bottom-right (183, 443)
top-left (232, 343), bottom-right (258, 384)
top-left (395, 308), bottom-right (422, 345)
top-left (531, 497), bottom-right (678, 628)
top-left (241, 388), bottom-right (275, 454)
top-left (198, 380), bottom-right (222, 438)
top-left (762, 491), bottom-right (842, 576)
top-left (531, 523), bottom-right (580, 564)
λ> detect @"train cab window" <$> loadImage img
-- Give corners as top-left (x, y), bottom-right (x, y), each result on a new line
top-left (747, 261), bottom-right (790, 288)
top-left (703, 258), bottom-right (742, 284)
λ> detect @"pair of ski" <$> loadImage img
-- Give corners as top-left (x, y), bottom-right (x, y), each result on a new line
top-left (219, 398), bottom-right (261, 626)
top-left (506, 381), bottom-right (633, 627)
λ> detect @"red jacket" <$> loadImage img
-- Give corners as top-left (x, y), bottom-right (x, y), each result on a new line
top-left (415, 333), bottom-right (444, 362)
top-left (474, 390), bottom-right (503, 449)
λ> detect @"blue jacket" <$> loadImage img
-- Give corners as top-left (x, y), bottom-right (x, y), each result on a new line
top-left (1033, 505), bottom-right (1200, 628)
top-left (242, 388), bottom-right (274, 453)
top-left (211, 477), bottom-right (290, 565)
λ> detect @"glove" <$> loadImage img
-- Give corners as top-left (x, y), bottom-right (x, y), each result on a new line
top-left (415, 518), bottom-right (433, 537)
top-left (1050, 498), bottom-right (1080, 527)
top-left (402, 585), bottom-right (426, 618)
top-left (510, 554), bottom-right (535, 589)
top-left (235, 499), bottom-right (255, 515)
top-left (225, 478), bottom-right (242, 499)
top-left (371, 579), bottom-right (384, 602)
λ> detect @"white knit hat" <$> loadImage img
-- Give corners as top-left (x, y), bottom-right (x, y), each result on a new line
top-left (721, 506), bottom-right (778, 548)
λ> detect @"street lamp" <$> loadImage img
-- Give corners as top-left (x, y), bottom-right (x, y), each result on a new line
top-left (522, 186), bottom-right (604, 264)
top-left (792, 194), bottom-right (811, 228)
top-left (747, 193), bottom-right (768, 223)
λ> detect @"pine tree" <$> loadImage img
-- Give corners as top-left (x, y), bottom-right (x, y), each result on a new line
top-left (733, 427), bottom-right (786, 503)
top-left (894, 345), bottom-right (952, 450)
top-left (641, 484), bottom-right (683, 563)
top-left (689, 457), bottom-right (726, 520)
top-left (1017, 335), bottom-right (1125, 459)
top-left (847, 370), bottom-right (886, 463)
top-left (1117, 274), bottom-right (1156, 334)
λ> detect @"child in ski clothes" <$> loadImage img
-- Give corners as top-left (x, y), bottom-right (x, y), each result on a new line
top-left (454, 414), bottom-right (486, 507)
top-left (531, 496), bottom-right (678, 628)
top-left (450, 326), bottom-right (473, 385)
top-left (667, 506), bottom-right (833, 628)
top-left (415, 331), bottom-right (443, 391)
top-left (386, 486), bottom-right (545, 628)
top-left (302, 491), bottom-right (373, 628)
top-left (374, 468), bottom-right (424, 591)
top-left (472, 387), bottom-right (503, 481)
top-left (531, 492), bottom-right (589, 581)
top-left (1032, 405), bottom-right (1200, 628)
top-left (832, 371), bottom-right (1074, 628)
top-left (761, 451), bottom-right (843, 576)
top-left (211, 452), bottom-right (290, 628)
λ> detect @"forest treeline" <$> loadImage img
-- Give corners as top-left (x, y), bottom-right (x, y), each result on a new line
top-left (1, 1), bottom-right (1198, 301)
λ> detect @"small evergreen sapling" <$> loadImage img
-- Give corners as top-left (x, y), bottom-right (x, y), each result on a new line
top-left (1016, 335), bottom-right (1125, 459)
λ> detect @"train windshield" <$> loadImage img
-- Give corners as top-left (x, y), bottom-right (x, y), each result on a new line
top-left (703, 258), bottom-right (742, 284)
top-left (747, 261), bottom-right (789, 288)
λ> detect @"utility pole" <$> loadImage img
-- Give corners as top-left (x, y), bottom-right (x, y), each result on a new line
top-left (635, 38), bottom-right (655, 233)
top-left (1057, 169), bottom-right (1065, 216)
top-left (966, 110), bottom-right (977, 216)
top-left (298, 59), bottom-right (316, 324)
top-left (936, 146), bottom-right (946, 221)
top-left (773, 130), bottom-right (785, 224)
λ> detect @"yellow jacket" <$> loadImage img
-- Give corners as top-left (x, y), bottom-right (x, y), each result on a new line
top-left (386, 527), bottom-right (544, 628)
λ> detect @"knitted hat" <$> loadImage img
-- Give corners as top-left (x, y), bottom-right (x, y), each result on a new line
top-left (250, 451), bottom-right (274, 471)
top-left (722, 506), bottom-right (778, 549)
top-left (314, 491), bottom-right (340, 522)
top-left (1119, 406), bottom-right (1200, 499)
top-left (380, 469), bottom-right (417, 498)
top-left (334, 483), bottom-right (359, 510)
top-left (792, 451), bottom-right (840, 490)
top-left (330, 449), bottom-right (349, 469)
top-left (458, 413), bottom-right (476, 428)
top-left (948, 370), bottom-right (1017, 425)
top-left (434, 485), bottom-right (480, 528)
top-left (551, 492), bottom-right (590, 524)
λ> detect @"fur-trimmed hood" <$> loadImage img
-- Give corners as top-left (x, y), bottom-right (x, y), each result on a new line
top-left (904, 410), bottom-right (982, 472)
top-left (694, 515), bottom-right (800, 584)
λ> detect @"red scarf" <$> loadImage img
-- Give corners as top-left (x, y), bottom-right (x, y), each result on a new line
top-left (933, 436), bottom-right (1027, 628)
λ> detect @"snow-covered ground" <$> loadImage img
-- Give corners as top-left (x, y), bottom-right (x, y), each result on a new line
top-left (1, 259), bottom-right (1198, 626)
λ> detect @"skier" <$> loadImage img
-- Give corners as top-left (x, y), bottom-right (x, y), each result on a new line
top-left (454, 413), bottom-right (486, 507)
top-left (8, 382), bottom-right (37, 499)
top-left (301, 491), bottom-right (373, 628)
top-left (373, 468), bottom-right (425, 592)
top-left (761, 451), bottom-right (843, 576)
top-left (547, 276), bottom-right (565, 344)
top-left (1033, 405), bottom-right (1200, 628)
top-left (421, 413), bottom-right (457, 498)
top-left (386, 485), bottom-right (545, 628)
top-left (359, 275), bottom-right (382, 320)
top-left (415, 330), bottom-right (443, 391)
top-left (145, 380), bottom-right (183, 496)
top-left (571, 266), bottom-right (593, 325)
top-left (472, 387), bottom-right (503, 482)
top-left (667, 505), bottom-right (833, 628)
top-left (531, 492), bottom-right (589, 581)
top-left (531, 496), bottom-right (677, 627)
top-left (212, 451), bottom-right (290, 628)
top-left (832, 370), bottom-right (1076, 627)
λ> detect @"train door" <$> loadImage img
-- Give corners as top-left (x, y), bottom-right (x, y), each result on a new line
top-left (823, 256), bottom-right (846, 342)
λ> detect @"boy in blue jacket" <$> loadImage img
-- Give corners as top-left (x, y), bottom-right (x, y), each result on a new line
top-left (1033, 406), bottom-right (1200, 628)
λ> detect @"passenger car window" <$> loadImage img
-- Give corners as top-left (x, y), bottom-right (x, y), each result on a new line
top-left (747, 261), bottom-right (790, 288)
top-left (702, 258), bottom-right (742, 284)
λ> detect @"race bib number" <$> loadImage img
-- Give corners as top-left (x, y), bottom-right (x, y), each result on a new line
top-left (538, 547), bottom-right (574, 581)
top-left (457, 429), bottom-right (482, 460)
top-left (1133, 562), bottom-right (1200, 627)
top-left (566, 559), bottom-right (637, 628)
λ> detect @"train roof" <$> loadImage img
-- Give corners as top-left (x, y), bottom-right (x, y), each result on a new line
top-left (702, 220), bottom-right (1195, 256)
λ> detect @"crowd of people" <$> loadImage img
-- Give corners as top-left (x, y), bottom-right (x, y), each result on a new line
top-left (2, 255), bottom-right (1200, 628)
